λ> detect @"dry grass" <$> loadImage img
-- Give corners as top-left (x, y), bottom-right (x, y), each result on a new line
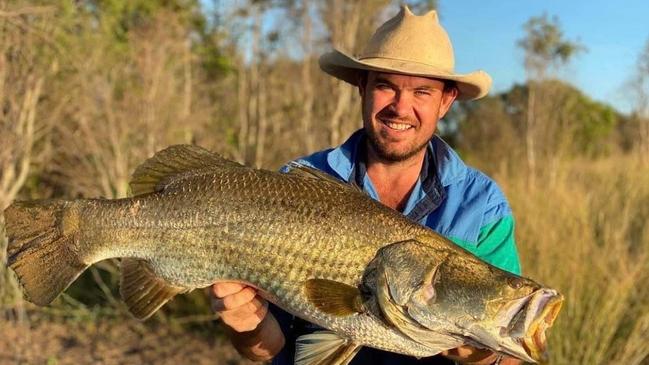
top-left (498, 155), bottom-right (649, 365)
top-left (3, 156), bottom-right (647, 365)
top-left (0, 313), bottom-right (254, 365)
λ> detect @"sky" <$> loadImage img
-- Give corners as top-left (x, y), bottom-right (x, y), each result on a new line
top-left (207, 0), bottom-right (649, 114)
top-left (437, 0), bottom-right (649, 114)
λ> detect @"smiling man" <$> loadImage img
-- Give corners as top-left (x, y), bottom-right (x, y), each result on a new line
top-left (210, 6), bottom-right (522, 365)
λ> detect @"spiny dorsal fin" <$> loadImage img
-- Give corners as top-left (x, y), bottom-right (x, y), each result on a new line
top-left (120, 258), bottom-right (189, 320)
top-left (129, 144), bottom-right (244, 196)
top-left (295, 331), bottom-right (361, 365)
top-left (286, 162), bottom-right (362, 193)
top-left (304, 279), bottom-right (364, 316)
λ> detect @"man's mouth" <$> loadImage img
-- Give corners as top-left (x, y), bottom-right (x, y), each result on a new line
top-left (381, 119), bottom-right (413, 131)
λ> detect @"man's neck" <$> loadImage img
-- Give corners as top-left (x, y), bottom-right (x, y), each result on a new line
top-left (365, 146), bottom-right (426, 212)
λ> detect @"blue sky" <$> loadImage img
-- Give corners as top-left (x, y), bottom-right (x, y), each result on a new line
top-left (208, 0), bottom-right (649, 114)
top-left (438, 0), bottom-right (649, 113)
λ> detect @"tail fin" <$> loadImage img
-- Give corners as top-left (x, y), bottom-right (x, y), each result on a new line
top-left (3, 199), bottom-right (88, 305)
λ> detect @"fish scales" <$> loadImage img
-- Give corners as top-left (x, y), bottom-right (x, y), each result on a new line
top-left (4, 145), bottom-right (564, 363)
top-left (65, 166), bottom-right (429, 353)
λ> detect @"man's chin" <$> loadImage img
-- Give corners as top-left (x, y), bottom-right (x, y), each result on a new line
top-left (371, 145), bottom-right (425, 163)
top-left (366, 131), bottom-right (429, 163)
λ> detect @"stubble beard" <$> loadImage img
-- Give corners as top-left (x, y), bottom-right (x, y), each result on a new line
top-left (366, 129), bottom-right (430, 163)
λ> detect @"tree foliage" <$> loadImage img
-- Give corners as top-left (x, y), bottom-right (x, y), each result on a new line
top-left (518, 14), bottom-right (585, 79)
top-left (457, 79), bottom-right (619, 174)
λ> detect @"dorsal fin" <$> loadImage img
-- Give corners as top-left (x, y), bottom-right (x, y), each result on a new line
top-left (285, 162), bottom-right (362, 193)
top-left (120, 258), bottom-right (189, 320)
top-left (129, 144), bottom-right (243, 196)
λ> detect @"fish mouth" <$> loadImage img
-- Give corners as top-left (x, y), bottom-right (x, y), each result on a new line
top-left (506, 289), bottom-right (563, 362)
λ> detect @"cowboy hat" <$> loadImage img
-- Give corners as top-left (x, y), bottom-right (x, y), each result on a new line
top-left (319, 5), bottom-right (492, 100)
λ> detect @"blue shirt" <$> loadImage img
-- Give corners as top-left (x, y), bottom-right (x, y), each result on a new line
top-left (272, 129), bottom-right (521, 365)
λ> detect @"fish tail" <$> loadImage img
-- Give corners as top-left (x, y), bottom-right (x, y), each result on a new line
top-left (3, 199), bottom-right (89, 305)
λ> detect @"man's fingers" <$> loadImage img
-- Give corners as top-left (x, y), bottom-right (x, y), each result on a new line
top-left (211, 282), bottom-right (247, 298)
top-left (211, 286), bottom-right (257, 312)
top-left (221, 298), bottom-right (269, 332)
top-left (220, 297), bottom-right (267, 320)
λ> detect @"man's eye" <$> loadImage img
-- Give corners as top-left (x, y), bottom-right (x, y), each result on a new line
top-left (375, 83), bottom-right (391, 90)
top-left (415, 90), bottom-right (431, 96)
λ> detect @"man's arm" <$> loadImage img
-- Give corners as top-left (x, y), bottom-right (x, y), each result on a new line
top-left (210, 282), bottom-right (285, 361)
top-left (442, 346), bottom-right (522, 364)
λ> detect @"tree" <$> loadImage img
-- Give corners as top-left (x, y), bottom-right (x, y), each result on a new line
top-left (456, 80), bottom-right (617, 176)
top-left (0, 0), bottom-right (231, 311)
top-left (630, 38), bottom-right (649, 164)
top-left (455, 96), bottom-right (520, 175)
top-left (0, 2), bottom-right (67, 317)
top-left (517, 14), bottom-right (584, 186)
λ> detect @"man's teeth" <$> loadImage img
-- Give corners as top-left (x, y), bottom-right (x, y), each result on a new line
top-left (386, 121), bottom-right (411, 130)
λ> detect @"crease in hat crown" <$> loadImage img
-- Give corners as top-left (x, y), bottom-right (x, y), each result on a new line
top-left (358, 6), bottom-right (454, 74)
top-left (318, 5), bottom-right (492, 100)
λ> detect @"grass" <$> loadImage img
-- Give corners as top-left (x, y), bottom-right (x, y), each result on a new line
top-left (498, 155), bottom-right (649, 365)
top-left (2, 154), bottom-right (648, 364)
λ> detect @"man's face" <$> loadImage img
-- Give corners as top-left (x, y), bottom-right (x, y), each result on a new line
top-left (360, 72), bottom-right (457, 162)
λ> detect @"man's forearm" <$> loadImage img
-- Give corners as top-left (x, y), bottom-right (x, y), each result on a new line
top-left (442, 346), bottom-right (522, 365)
top-left (227, 311), bottom-right (285, 361)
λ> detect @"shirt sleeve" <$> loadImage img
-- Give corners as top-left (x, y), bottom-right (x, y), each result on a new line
top-left (474, 215), bottom-right (521, 275)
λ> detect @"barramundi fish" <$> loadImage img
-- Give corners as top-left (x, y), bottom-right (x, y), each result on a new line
top-left (4, 145), bottom-right (563, 364)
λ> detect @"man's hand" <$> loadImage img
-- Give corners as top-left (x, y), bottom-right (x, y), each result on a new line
top-left (442, 345), bottom-right (522, 364)
top-left (209, 282), bottom-right (285, 361)
top-left (210, 282), bottom-right (268, 332)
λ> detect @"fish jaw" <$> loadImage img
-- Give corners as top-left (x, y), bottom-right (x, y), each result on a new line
top-left (471, 288), bottom-right (564, 363)
top-left (518, 289), bottom-right (563, 362)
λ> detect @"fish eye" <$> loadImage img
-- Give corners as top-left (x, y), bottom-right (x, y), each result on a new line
top-left (507, 277), bottom-right (524, 289)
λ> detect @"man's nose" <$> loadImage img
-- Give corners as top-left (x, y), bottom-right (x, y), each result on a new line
top-left (389, 91), bottom-right (413, 116)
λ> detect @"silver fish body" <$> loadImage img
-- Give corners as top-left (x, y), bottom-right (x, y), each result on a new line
top-left (4, 145), bottom-right (562, 364)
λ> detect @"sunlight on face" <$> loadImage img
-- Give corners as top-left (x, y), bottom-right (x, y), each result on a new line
top-left (361, 72), bottom-right (456, 162)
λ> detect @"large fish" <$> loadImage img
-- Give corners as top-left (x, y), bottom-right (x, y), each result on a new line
top-left (4, 145), bottom-right (562, 364)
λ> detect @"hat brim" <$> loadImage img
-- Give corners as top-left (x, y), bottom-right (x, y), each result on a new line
top-left (319, 49), bottom-right (492, 100)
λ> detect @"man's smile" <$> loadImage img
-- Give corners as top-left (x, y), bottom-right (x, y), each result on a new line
top-left (379, 118), bottom-right (415, 132)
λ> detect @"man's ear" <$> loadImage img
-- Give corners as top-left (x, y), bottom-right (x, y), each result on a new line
top-left (438, 86), bottom-right (458, 119)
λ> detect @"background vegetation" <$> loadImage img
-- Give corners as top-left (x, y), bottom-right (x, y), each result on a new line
top-left (1, 0), bottom-right (648, 364)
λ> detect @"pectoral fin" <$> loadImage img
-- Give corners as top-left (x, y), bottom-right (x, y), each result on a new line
top-left (120, 258), bottom-right (189, 320)
top-left (304, 279), bottom-right (364, 316)
top-left (295, 331), bottom-right (361, 365)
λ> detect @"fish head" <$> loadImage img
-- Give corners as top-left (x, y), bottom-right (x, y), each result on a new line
top-left (363, 239), bottom-right (563, 363)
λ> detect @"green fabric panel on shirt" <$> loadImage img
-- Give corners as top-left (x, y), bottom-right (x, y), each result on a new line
top-left (448, 216), bottom-right (521, 275)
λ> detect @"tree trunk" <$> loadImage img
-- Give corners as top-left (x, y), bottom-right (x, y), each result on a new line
top-left (526, 83), bottom-right (536, 189)
top-left (246, 6), bottom-right (262, 166)
top-left (237, 61), bottom-right (249, 163)
top-left (182, 37), bottom-right (193, 144)
top-left (301, 2), bottom-right (315, 151)
top-left (326, 0), bottom-right (362, 146)
top-left (255, 65), bottom-right (268, 168)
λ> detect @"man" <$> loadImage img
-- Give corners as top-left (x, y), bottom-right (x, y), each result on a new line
top-left (210, 6), bottom-right (521, 365)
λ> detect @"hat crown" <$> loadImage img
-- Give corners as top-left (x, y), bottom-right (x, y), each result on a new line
top-left (359, 6), bottom-right (454, 73)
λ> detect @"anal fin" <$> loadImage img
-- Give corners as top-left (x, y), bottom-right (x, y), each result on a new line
top-left (295, 331), bottom-right (361, 365)
top-left (120, 258), bottom-right (188, 320)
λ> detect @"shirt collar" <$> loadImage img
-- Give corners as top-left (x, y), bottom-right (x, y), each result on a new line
top-left (325, 129), bottom-right (467, 187)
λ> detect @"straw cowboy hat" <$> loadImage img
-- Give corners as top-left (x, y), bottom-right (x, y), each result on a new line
top-left (319, 5), bottom-right (492, 100)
